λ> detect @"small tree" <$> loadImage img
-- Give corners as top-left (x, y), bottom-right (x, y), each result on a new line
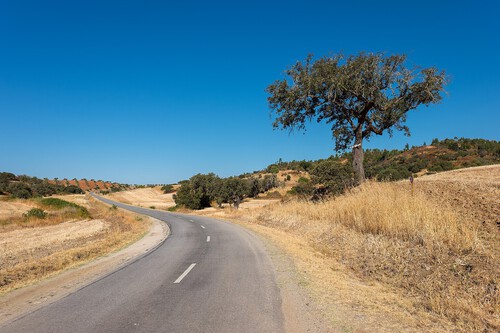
top-left (267, 52), bottom-right (447, 182)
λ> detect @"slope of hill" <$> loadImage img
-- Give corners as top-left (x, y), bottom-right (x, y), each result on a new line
top-left (219, 165), bottom-right (499, 332)
top-left (0, 172), bottom-right (128, 199)
top-left (263, 137), bottom-right (499, 181)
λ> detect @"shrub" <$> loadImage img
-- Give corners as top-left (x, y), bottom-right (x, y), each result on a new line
top-left (62, 185), bottom-right (84, 194)
top-left (161, 184), bottom-right (175, 193)
top-left (7, 182), bottom-right (32, 199)
top-left (23, 208), bottom-right (47, 219)
top-left (40, 197), bottom-right (90, 218)
top-left (310, 160), bottom-right (357, 196)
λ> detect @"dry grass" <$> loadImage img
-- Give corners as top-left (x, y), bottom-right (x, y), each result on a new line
top-left (0, 195), bottom-right (149, 294)
top-left (106, 187), bottom-right (176, 210)
top-left (227, 178), bottom-right (498, 332)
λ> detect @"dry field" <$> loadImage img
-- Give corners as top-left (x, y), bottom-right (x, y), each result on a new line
top-left (207, 165), bottom-right (499, 332)
top-left (0, 194), bottom-right (150, 294)
top-left (107, 187), bottom-right (176, 210)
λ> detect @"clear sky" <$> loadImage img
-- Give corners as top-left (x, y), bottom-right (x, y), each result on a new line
top-left (1, 0), bottom-right (499, 184)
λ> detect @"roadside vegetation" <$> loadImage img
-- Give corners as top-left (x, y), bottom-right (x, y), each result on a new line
top-left (173, 173), bottom-right (279, 210)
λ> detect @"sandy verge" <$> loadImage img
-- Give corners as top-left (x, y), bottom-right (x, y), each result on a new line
top-left (0, 217), bottom-right (169, 326)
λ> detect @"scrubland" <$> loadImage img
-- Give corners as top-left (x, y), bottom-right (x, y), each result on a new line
top-left (222, 165), bottom-right (499, 332)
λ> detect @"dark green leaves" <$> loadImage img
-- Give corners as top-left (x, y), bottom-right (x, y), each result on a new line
top-left (267, 52), bottom-right (448, 150)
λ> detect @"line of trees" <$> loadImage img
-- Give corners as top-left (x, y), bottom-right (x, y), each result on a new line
top-left (0, 172), bottom-right (84, 199)
top-left (173, 173), bottom-right (279, 210)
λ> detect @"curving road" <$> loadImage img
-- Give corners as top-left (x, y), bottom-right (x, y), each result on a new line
top-left (2, 195), bottom-right (285, 333)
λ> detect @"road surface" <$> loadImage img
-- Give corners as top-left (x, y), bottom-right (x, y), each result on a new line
top-left (1, 195), bottom-right (285, 333)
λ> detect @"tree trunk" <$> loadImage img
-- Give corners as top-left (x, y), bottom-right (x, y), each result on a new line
top-left (352, 128), bottom-right (365, 183)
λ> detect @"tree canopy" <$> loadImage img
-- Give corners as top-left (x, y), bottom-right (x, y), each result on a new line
top-left (267, 52), bottom-right (448, 182)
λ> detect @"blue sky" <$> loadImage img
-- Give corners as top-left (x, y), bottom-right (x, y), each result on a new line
top-left (1, 0), bottom-right (499, 184)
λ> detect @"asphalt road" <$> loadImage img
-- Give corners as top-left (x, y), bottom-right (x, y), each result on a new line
top-left (2, 195), bottom-right (285, 333)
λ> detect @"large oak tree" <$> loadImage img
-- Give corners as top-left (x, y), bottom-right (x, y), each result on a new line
top-left (267, 52), bottom-right (447, 183)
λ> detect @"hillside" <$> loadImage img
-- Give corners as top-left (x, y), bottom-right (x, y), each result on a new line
top-left (217, 165), bottom-right (500, 332)
top-left (0, 172), bottom-right (128, 199)
top-left (263, 137), bottom-right (499, 179)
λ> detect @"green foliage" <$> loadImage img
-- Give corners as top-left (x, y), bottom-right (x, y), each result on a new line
top-left (173, 174), bottom-right (220, 210)
top-left (161, 184), bottom-right (175, 194)
top-left (268, 165), bottom-right (280, 174)
top-left (377, 166), bottom-right (412, 181)
top-left (267, 52), bottom-right (448, 181)
top-left (167, 206), bottom-right (178, 212)
top-left (62, 185), bottom-right (84, 194)
top-left (32, 182), bottom-right (57, 196)
top-left (0, 172), bottom-right (16, 194)
top-left (310, 160), bottom-right (357, 195)
top-left (23, 208), bottom-right (47, 219)
top-left (289, 181), bottom-right (315, 198)
top-left (40, 197), bottom-right (90, 218)
top-left (7, 182), bottom-right (33, 199)
top-left (173, 172), bottom-right (280, 210)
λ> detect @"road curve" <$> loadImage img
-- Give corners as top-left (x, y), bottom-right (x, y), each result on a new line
top-left (1, 195), bottom-right (285, 333)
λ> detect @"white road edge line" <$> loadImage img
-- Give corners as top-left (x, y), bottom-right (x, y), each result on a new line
top-left (200, 225), bottom-right (206, 229)
top-left (207, 236), bottom-right (210, 242)
top-left (174, 263), bottom-right (196, 284)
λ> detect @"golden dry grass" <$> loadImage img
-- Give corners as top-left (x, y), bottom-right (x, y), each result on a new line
top-left (107, 187), bottom-right (176, 210)
top-left (0, 195), bottom-right (149, 294)
top-left (226, 176), bottom-right (498, 332)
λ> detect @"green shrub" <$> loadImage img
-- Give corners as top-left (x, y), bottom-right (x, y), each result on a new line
top-left (23, 208), bottom-right (47, 219)
top-left (7, 182), bottom-right (32, 199)
top-left (161, 184), bottom-right (175, 194)
top-left (167, 205), bottom-right (178, 212)
top-left (40, 198), bottom-right (90, 218)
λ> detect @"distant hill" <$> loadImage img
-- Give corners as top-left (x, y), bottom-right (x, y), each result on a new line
top-left (47, 178), bottom-right (123, 191)
top-left (0, 173), bottom-right (128, 198)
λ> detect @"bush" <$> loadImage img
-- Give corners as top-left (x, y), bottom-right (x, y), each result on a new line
top-left (161, 184), bottom-right (175, 194)
top-left (62, 185), bottom-right (84, 194)
top-left (7, 182), bottom-right (33, 199)
top-left (32, 182), bottom-right (57, 197)
top-left (40, 197), bottom-right (90, 218)
top-left (310, 160), bottom-right (357, 196)
top-left (23, 208), bottom-right (47, 219)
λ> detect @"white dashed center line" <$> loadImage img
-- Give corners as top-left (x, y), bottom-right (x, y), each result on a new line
top-left (174, 263), bottom-right (196, 284)
top-left (206, 236), bottom-right (210, 242)
top-left (200, 225), bottom-right (205, 229)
